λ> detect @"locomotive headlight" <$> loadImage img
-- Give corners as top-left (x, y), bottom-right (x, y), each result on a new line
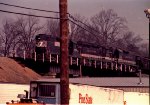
top-left (36, 40), bottom-right (47, 47)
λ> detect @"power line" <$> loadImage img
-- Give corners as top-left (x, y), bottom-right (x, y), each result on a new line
top-left (69, 19), bottom-right (92, 35)
top-left (0, 2), bottom-right (102, 35)
top-left (0, 9), bottom-right (61, 19)
top-left (0, 8), bottom-right (101, 45)
top-left (0, 2), bottom-right (102, 37)
top-left (0, 2), bottom-right (59, 14)
top-left (0, 9), bottom-right (95, 33)
top-left (68, 19), bottom-right (103, 44)
top-left (68, 13), bottom-right (102, 35)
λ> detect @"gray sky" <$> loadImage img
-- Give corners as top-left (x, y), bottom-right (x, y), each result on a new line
top-left (0, 0), bottom-right (149, 42)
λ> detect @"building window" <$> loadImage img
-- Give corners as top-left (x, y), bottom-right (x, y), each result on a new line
top-left (39, 84), bottom-right (56, 97)
top-left (30, 83), bottom-right (38, 98)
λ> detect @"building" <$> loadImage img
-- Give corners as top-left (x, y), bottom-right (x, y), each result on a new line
top-left (38, 77), bottom-right (149, 93)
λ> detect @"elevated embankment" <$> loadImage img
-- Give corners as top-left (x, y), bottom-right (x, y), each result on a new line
top-left (0, 57), bottom-right (41, 84)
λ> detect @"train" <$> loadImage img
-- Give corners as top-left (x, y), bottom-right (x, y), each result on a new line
top-left (32, 34), bottom-right (149, 77)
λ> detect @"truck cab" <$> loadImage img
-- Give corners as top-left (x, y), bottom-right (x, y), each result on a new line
top-left (30, 79), bottom-right (60, 104)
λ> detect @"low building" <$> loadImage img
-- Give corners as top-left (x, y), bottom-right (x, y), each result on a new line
top-left (34, 77), bottom-right (149, 105)
top-left (39, 77), bottom-right (149, 93)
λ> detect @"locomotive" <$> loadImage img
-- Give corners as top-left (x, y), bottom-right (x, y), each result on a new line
top-left (33, 34), bottom-right (148, 77)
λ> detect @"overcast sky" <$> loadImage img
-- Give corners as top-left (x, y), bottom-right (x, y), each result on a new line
top-left (0, 0), bottom-right (149, 42)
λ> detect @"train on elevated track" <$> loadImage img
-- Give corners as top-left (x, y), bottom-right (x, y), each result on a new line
top-left (30, 34), bottom-right (149, 77)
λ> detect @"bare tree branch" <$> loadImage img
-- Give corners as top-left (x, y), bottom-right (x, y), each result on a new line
top-left (90, 9), bottom-right (127, 46)
top-left (0, 14), bottom-right (43, 57)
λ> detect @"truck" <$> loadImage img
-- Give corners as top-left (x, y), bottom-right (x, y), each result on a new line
top-left (29, 78), bottom-right (124, 105)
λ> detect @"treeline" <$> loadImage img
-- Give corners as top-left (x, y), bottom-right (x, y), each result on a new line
top-left (0, 9), bottom-right (148, 57)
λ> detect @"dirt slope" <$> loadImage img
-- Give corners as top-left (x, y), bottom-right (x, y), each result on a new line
top-left (0, 57), bottom-right (41, 84)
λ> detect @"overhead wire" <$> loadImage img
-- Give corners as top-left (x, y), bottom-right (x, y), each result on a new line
top-left (0, 2), bottom-right (101, 35)
top-left (68, 19), bottom-right (103, 45)
top-left (0, 9), bottom-right (98, 34)
top-left (0, 2), bottom-right (59, 14)
top-left (0, 2), bottom-right (102, 41)
top-left (0, 9), bottom-right (61, 19)
top-left (0, 9), bottom-right (97, 39)
top-left (68, 13), bottom-right (102, 35)
top-left (0, 2), bottom-right (102, 39)
top-left (0, 3), bottom-right (97, 39)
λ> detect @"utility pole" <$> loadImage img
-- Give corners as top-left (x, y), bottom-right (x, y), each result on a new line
top-left (59, 0), bottom-right (69, 105)
top-left (144, 9), bottom-right (150, 70)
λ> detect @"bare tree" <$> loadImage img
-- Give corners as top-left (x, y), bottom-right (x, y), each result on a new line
top-left (15, 16), bottom-right (44, 57)
top-left (68, 14), bottom-right (96, 43)
top-left (139, 43), bottom-right (149, 57)
top-left (46, 19), bottom-right (60, 37)
top-left (90, 9), bottom-right (127, 46)
top-left (46, 14), bottom-right (92, 43)
top-left (116, 31), bottom-right (144, 54)
top-left (0, 19), bottom-right (21, 56)
top-left (0, 15), bottom-right (44, 57)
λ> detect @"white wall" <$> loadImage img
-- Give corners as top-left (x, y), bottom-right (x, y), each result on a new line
top-left (0, 83), bottom-right (29, 104)
top-left (69, 84), bottom-right (124, 105)
top-left (124, 92), bottom-right (149, 105)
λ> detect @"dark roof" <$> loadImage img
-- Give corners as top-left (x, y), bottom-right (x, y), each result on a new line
top-left (34, 77), bottom-right (149, 87)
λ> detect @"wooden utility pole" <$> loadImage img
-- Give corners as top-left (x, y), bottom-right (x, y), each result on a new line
top-left (144, 9), bottom-right (150, 71)
top-left (59, 0), bottom-right (69, 105)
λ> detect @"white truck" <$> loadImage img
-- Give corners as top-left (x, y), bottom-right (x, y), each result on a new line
top-left (29, 78), bottom-right (124, 105)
